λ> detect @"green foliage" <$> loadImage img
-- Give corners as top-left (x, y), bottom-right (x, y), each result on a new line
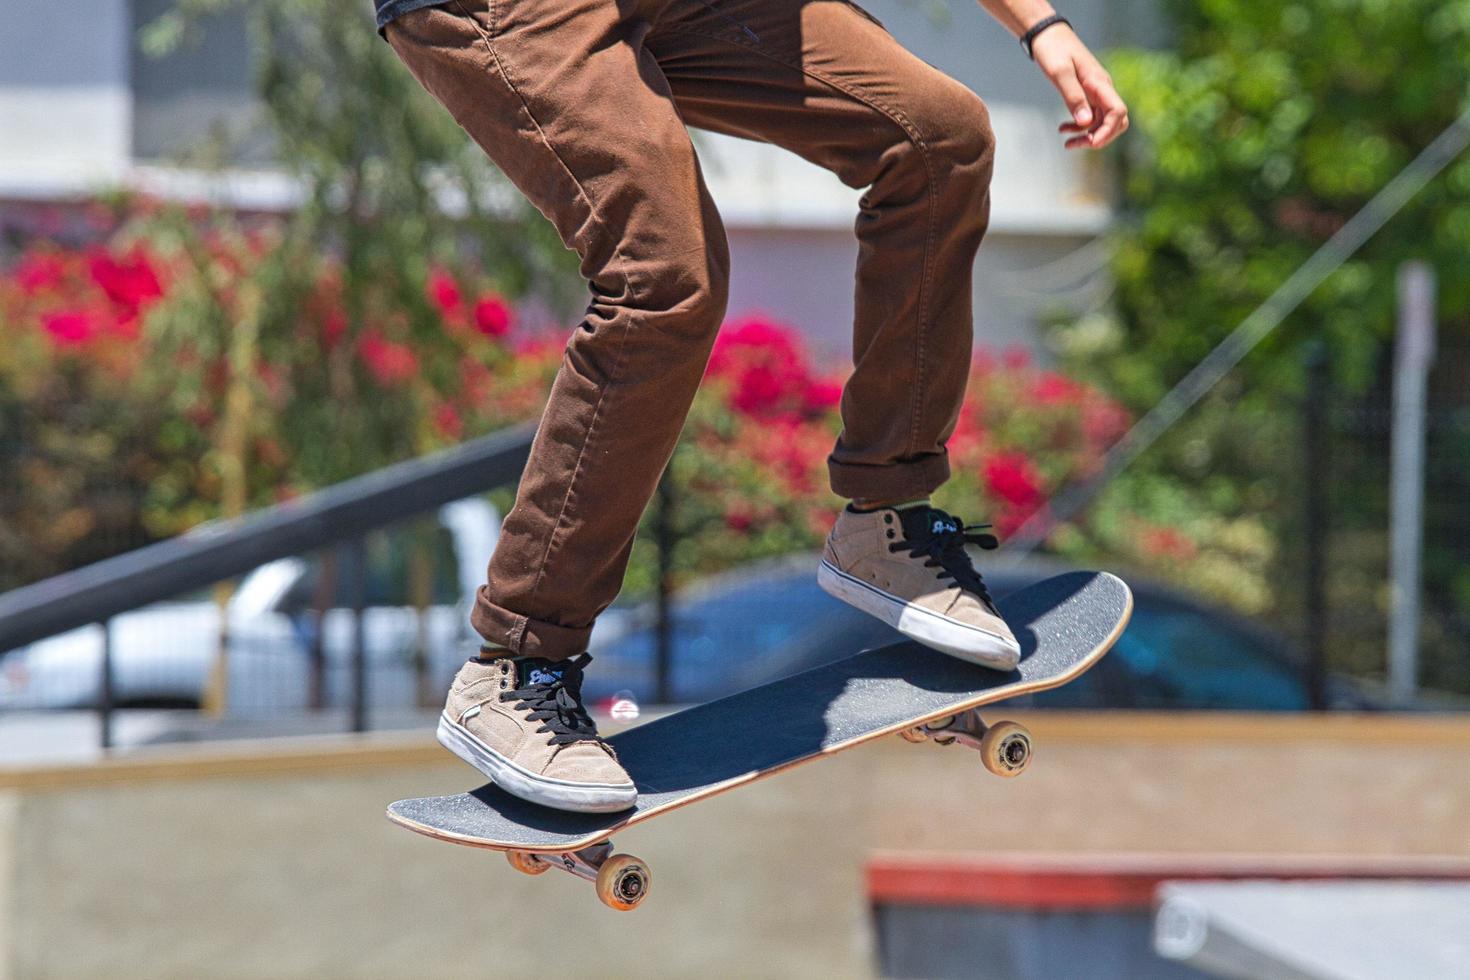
top-left (1055, 0), bottom-right (1470, 687)
top-left (140, 0), bottom-right (574, 486)
top-left (1073, 0), bottom-right (1470, 406)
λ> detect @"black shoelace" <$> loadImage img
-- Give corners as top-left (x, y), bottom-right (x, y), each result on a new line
top-left (889, 508), bottom-right (1000, 612)
top-left (499, 653), bottom-right (599, 747)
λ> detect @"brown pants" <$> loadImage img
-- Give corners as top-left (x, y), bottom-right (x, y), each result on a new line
top-left (386, 0), bottom-right (995, 660)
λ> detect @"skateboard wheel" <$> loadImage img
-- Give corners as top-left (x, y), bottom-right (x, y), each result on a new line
top-left (898, 727), bottom-right (929, 744)
top-left (978, 720), bottom-right (1031, 777)
top-left (505, 850), bottom-right (550, 876)
top-left (595, 853), bottom-right (652, 911)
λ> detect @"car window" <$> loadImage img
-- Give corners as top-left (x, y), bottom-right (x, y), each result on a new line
top-left (1107, 601), bottom-right (1308, 709)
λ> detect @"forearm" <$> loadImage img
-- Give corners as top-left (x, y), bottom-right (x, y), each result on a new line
top-left (976, 0), bottom-right (1057, 38)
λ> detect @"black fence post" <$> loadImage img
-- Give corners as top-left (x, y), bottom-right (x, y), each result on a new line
top-left (98, 618), bottom-right (114, 750)
top-left (1303, 342), bottom-right (1331, 711)
top-left (308, 549), bottom-right (337, 711)
top-left (654, 469), bottom-right (676, 705)
top-left (346, 536), bottom-right (368, 733)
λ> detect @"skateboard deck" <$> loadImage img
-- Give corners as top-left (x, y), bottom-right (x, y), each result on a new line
top-left (387, 570), bottom-right (1131, 908)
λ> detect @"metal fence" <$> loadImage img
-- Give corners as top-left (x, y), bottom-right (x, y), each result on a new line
top-left (0, 424), bottom-right (535, 748)
top-left (3, 332), bottom-right (1467, 757)
top-left (1259, 332), bottom-right (1470, 704)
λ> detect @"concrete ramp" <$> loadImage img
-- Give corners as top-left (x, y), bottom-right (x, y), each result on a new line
top-left (1154, 881), bottom-right (1470, 980)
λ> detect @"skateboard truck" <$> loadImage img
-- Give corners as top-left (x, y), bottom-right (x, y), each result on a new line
top-left (899, 708), bottom-right (1032, 777)
top-left (504, 842), bottom-right (652, 911)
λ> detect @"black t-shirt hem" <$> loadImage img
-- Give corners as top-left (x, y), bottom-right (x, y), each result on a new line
top-left (375, 0), bottom-right (449, 34)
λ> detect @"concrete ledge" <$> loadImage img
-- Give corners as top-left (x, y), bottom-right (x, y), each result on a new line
top-left (4, 709), bottom-right (1468, 977)
top-left (5, 710), bottom-right (1470, 791)
top-left (0, 731), bottom-right (444, 791)
top-left (866, 852), bottom-right (1470, 909)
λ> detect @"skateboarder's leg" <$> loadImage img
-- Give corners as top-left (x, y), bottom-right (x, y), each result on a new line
top-left (648, 0), bottom-right (993, 504)
top-left (647, 4), bottom-right (1018, 667)
top-left (385, 1), bottom-right (728, 811)
top-left (387, 1), bottom-right (730, 664)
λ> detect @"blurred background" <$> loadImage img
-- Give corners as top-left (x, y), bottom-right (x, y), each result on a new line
top-left (1, 0), bottom-right (1468, 976)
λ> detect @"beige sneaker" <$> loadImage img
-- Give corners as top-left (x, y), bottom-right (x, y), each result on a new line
top-left (818, 504), bottom-right (1021, 670)
top-left (437, 653), bottom-right (636, 813)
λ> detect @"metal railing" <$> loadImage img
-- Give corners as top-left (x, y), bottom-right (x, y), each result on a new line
top-left (0, 423), bottom-right (536, 746)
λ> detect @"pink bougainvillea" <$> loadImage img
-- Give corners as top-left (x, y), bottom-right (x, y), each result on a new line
top-left (14, 252), bottom-right (68, 296)
top-left (358, 329), bottom-right (420, 386)
top-left (88, 247), bottom-right (164, 319)
top-left (2, 224), bottom-right (1157, 598)
top-left (473, 294), bottom-right (514, 338)
top-left (427, 268), bottom-right (462, 314)
top-left (984, 452), bottom-right (1043, 509)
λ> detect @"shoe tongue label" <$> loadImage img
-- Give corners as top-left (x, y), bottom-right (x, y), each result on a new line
top-left (931, 516), bottom-right (959, 535)
top-left (525, 665), bottom-right (564, 686)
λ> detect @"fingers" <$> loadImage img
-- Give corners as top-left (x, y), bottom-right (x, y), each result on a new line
top-left (1054, 72), bottom-right (1129, 149)
top-left (1082, 73), bottom-right (1129, 148)
top-left (1046, 57), bottom-right (1094, 130)
top-left (1037, 36), bottom-right (1130, 150)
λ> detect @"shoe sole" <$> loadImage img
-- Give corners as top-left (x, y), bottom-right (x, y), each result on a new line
top-left (817, 559), bottom-right (1021, 670)
top-left (436, 713), bottom-right (637, 814)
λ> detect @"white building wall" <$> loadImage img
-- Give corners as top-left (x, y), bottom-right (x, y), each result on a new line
top-left (0, 0), bottom-right (133, 195)
top-left (0, 0), bottom-right (1118, 358)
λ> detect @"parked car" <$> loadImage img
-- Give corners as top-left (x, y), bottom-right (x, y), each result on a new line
top-left (585, 554), bottom-right (1375, 710)
top-left (2, 514), bottom-right (1372, 715)
top-left (0, 499), bottom-right (500, 713)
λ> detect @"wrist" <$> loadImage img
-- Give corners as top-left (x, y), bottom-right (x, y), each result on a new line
top-left (1020, 13), bottom-right (1071, 59)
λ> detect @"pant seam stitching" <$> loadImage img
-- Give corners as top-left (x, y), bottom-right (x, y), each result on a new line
top-left (448, 0), bottom-right (641, 624)
top-left (658, 26), bottom-right (938, 458)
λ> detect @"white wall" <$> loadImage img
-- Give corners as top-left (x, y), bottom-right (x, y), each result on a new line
top-left (0, 0), bottom-right (1113, 356)
top-left (0, 0), bottom-right (133, 194)
top-left (697, 101), bottom-right (1109, 361)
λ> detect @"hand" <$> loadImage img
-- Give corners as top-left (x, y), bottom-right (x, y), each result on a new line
top-left (1030, 26), bottom-right (1128, 149)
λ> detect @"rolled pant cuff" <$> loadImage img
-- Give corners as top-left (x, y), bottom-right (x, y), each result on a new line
top-left (470, 591), bottom-right (594, 662)
top-left (827, 451), bottom-right (951, 502)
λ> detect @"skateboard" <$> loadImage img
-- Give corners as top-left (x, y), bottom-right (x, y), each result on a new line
top-left (387, 570), bottom-right (1131, 910)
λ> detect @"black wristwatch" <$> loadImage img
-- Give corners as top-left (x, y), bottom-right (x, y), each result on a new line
top-left (1020, 13), bottom-right (1071, 59)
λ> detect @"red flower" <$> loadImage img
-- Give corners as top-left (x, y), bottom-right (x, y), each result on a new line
top-left (1140, 525), bottom-right (1197, 562)
top-left (984, 452), bottom-right (1042, 508)
top-left (41, 310), bottom-right (99, 348)
top-left (473, 294), bottom-right (514, 338)
top-left (433, 403), bottom-right (464, 439)
top-left (1030, 372), bottom-right (1079, 406)
top-left (427, 269), bottom-right (462, 314)
top-left (513, 335), bottom-right (563, 359)
top-left (14, 252), bottom-right (69, 296)
top-left (994, 504), bottom-right (1047, 539)
top-left (803, 379), bottom-right (843, 413)
top-left (730, 362), bottom-right (792, 415)
top-left (1001, 345), bottom-right (1031, 371)
top-left (359, 330), bottom-right (420, 386)
top-left (88, 248), bottom-right (164, 317)
top-left (1082, 398), bottom-right (1129, 446)
top-left (706, 315), bottom-right (805, 380)
top-left (706, 314), bottom-right (842, 421)
top-left (949, 402), bottom-right (987, 456)
top-left (322, 308), bottom-right (349, 348)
